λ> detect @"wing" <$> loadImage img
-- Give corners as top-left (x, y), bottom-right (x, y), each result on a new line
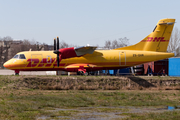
top-left (58, 46), bottom-right (97, 59)
top-left (74, 46), bottom-right (97, 56)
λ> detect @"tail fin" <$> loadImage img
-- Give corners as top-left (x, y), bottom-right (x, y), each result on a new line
top-left (114, 18), bottom-right (175, 52)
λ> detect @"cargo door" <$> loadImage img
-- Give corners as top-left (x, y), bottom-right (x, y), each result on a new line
top-left (119, 51), bottom-right (126, 66)
top-left (31, 54), bottom-right (43, 67)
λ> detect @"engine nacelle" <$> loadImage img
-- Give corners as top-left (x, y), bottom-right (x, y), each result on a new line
top-left (59, 47), bottom-right (78, 59)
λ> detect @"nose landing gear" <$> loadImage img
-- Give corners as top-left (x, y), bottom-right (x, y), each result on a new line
top-left (15, 70), bottom-right (19, 75)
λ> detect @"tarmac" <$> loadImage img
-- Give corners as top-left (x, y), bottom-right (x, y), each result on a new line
top-left (0, 69), bottom-right (56, 75)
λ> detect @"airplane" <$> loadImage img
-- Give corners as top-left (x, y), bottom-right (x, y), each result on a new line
top-left (3, 18), bottom-right (175, 75)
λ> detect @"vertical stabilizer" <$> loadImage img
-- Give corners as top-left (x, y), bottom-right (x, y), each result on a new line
top-left (114, 18), bottom-right (175, 52)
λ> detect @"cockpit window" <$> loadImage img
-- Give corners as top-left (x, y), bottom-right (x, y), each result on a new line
top-left (19, 54), bottom-right (26, 59)
top-left (13, 55), bottom-right (19, 59)
top-left (13, 54), bottom-right (26, 59)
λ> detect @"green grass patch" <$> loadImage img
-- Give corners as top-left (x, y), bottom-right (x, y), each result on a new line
top-left (0, 90), bottom-right (179, 119)
top-left (0, 75), bottom-right (180, 119)
top-left (122, 110), bottom-right (180, 120)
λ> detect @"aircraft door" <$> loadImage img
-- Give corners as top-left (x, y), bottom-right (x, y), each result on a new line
top-left (119, 51), bottom-right (126, 66)
top-left (31, 54), bottom-right (43, 67)
top-left (46, 55), bottom-right (52, 64)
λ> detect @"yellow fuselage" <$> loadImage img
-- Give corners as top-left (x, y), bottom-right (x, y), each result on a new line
top-left (3, 50), bottom-right (174, 72)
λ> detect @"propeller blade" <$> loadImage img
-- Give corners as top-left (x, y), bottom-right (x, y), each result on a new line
top-left (57, 37), bottom-right (59, 50)
top-left (57, 37), bottom-right (60, 67)
top-left (57, 54), bottom-right (59, 67)
top-left (53, 36), bottom-right (61, 67)
top-left (54, 38), bottom-right (56, 51)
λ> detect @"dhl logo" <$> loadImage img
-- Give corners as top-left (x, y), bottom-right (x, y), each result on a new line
top-left (141, 37), bottom-right (169, 42)
top-left (26, 58), bottom-right (65, 67)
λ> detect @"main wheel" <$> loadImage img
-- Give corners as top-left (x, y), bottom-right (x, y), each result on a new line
top-left (15, 73), bottom-right (19, 75)
top-left (84, 72), bottom-right (88, 76)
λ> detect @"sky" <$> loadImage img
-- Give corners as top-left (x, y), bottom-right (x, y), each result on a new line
top-left (0, 0), bottom-right (180, 47)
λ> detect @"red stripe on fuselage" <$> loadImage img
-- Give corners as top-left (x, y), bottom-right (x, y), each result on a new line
top-left (12, 61), bottom-right (146, 72)
top-left (25, 58), bottom-right (66, 68)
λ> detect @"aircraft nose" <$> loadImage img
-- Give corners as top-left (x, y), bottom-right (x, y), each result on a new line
top-left (3, 61), bottom-right (10, 68)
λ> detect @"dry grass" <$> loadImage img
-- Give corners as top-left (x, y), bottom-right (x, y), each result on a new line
top-left (0, 75), bottom-right (177, 91)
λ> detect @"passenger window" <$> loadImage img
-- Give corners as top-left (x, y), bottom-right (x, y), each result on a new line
top-left (19, 54), bottom-right (26, 59)
top-left (13, 55), bottom-right (19, 59)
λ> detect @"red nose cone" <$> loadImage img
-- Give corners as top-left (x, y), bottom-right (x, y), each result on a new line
top-left (3, 62), bottom-right (9, 68)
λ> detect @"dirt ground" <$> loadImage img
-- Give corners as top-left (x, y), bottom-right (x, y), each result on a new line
top-left (0, 69), bottom-right (55, 75)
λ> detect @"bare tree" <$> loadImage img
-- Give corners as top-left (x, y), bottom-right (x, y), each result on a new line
top-left (1, 36), bottom-right (13, 64)
top-left (118, 37), bottom-right (129, 47)
top-left (60, 41), bottom-right (69, 48)
top-left (167, 27), bottom-right (180, 56)
top-left (3, 36), bottom-right (13, 41)
top-left (42, 43), bottom-right (51, 50)
top-left (112, 40), bottom-right (118, 49)
top-left (104, 40), bottom-right (111, 49)
top-left (21, 39), bottom-right (31, 51)
top-left (0, 45), bottom-right (3, 68)
top-left (104, 37), bottom-right (129, 49)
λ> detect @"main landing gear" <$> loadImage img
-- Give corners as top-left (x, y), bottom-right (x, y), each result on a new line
top-left (77, 66), bottom-right (88, 75)
top-left (77, 71), bottom-right (88, 76)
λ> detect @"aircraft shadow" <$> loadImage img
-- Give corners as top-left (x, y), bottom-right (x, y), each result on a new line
top-left (127, 76), bottom-right (156, 88)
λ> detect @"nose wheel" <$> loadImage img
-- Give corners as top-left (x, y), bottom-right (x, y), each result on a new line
top-left (15, 70), bottom-right (19, 75)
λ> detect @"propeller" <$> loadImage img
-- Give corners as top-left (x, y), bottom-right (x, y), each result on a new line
top-left (53, 36), bottom-right (79, 67)
top-left (53, 37), bottom-right (61, 67)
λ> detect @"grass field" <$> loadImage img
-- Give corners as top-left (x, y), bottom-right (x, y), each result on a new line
top-left (0, 75), bottom-right (180, 119)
